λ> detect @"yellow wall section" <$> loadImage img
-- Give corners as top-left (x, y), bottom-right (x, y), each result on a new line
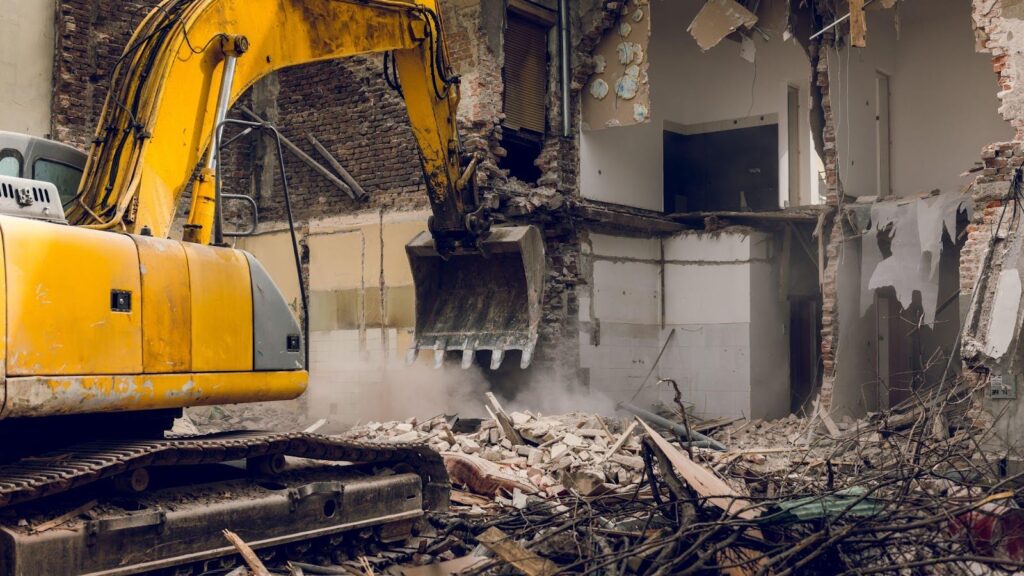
top-left (134, 235), bottom-right (192, 373)
top-left (182, 243), bottom-right (253, 372)
top-left (234, 232), bottom-right (301, 320)
top-left (3, 216), bottom-right (142, 376)
top-left (0, 224), bottom-right (6, 408)
top-left (307, 218), bottom-right (428, 332)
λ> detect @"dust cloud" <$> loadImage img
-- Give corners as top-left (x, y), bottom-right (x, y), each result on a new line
top-left (305, 354), bottom-right (618, 427)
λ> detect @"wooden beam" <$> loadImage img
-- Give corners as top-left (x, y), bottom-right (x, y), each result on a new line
top-left (223, 529), bottom-right (271, 576)
top-left (238, 106), bottom-right (358, 200)
top-left (306, 133), bottom-right (368, 201)
top-left (477, 527), bottom-right (560, 576)
top-left (850, 0), bottom-right (867, 47)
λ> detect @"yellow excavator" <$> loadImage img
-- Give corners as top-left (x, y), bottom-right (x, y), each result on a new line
top-left (0, 0), bottom-right (544, 573)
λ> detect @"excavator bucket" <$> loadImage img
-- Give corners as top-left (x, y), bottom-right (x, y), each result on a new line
top-left (406, 225), bottom-right (546, 370)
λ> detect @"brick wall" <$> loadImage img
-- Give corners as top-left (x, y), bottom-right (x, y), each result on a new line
top-left (813, 0), bottom-right (1022, 411)
top-left (51, 1), bottom-right (152, 147)
top-left (247, 57), bottom-right (429, 223)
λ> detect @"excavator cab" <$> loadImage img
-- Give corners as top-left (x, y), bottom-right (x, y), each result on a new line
top-left (407, 225), bottom-right (545, 370)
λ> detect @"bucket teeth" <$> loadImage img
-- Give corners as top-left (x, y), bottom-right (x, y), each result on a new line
top-left (433, 339), bottom-right (446, 369)
top-left (406, 225), bottom-right (545, 373)
top-left (521, 343), bottom-right (535, 369)
top-left (490, 349), bottom-right (505, 370)
top-left (461, 347), bottom-right (475, 370)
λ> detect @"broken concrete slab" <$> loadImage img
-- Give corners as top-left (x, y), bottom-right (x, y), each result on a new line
top-left (687, 0), bottom-right (758, 51)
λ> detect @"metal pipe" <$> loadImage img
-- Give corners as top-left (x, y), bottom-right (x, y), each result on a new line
top-left (207, 55), bottom-right (238, 171)
top-left (618, 402), bottom-right (727, 452)
top-left (209, 55), bottom-right (237, 244)
top-left (809, 0), bottom-right (879, 41)
top-left (558, 0), bottom-right (571, 138)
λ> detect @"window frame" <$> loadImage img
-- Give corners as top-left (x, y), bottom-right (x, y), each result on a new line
top-left (32, 157), bottom-right (84, 206)
top-left (0, 148), bottom-right (24, 178)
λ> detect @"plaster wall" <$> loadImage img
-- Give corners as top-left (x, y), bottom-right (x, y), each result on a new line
top-left (580, 230), bottom-right (789, 420)
top-left (831, 237), bottom-right (880, 419)
top-left (0, 0), bottom-right (54, 136)
top-left (830, 1), bottom-right (1011, 199)
top-left (580, 0), bottom-right (822, 211)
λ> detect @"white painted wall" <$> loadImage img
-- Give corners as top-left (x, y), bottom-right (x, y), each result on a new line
top-left (580, 230), bottom-right (790, 420)
top-left (580, 0), bottom-right (823, 211)
top-left (830, 0), bottom-right (1012, 198)
top-left (0, 1), bottom-right (54, 136)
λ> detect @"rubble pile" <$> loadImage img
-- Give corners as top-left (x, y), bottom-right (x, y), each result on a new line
top-left (332, 382), bottom-right (1024, 575)
top-left (345, 409), bottom-right (648, 507)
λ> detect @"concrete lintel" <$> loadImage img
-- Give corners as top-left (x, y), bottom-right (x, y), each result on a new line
top-left (571, 199), bottom-right (686, 235)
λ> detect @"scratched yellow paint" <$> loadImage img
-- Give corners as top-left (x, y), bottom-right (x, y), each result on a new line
top-left (0, 222), bottom-right (5, 410)
top-left (3, 216), bottom-right (143, 376)
top-left (182, 243), bottom-right (253, 372)
top-left (134, 235), bottom-right (192, 373)
top-left (1, 371), bottom-right (306, 418)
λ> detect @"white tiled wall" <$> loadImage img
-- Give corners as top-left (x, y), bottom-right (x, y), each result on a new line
top-left (581, 230), bottom-right (787, 420)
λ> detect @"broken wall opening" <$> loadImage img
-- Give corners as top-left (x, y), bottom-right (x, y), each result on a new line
top-left (580, 0), bottom-right (825, 212)
top-left (830, 195), bottom-right (967, 418)
top-left (829, 0), bottom-right (1012, 200)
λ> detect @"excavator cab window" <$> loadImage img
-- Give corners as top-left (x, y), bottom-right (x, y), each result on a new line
top-left (33, 158), bottom-right (82, 205)
top-left (0, 151), bottom-right (21, 178)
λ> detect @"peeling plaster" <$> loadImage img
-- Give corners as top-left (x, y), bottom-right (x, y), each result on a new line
top-left (581, 0), bottom-right (651, 130)
top-left (859, 191), bottom-right (970, 325)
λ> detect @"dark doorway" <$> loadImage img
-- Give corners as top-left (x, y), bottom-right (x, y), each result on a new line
top-left (664, 123), bottom-right (779, 213)
top-left (790, 298), bottom-right (820, 414)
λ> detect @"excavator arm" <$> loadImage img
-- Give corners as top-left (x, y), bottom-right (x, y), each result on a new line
top-left (69, 0), bottom-right (468, 243)
top-left (66, 0), bottom-right (544, 368)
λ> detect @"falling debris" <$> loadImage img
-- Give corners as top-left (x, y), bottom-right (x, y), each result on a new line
top-left (850, 0), bottom-right (868, 46)
top-left (687, 0), bottom-right (759, 51)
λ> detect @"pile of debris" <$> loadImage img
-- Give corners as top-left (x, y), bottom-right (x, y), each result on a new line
top-left (345, 393), bottom-right (649, 510)
top-left (329, 383), bottom-right (1024, 575)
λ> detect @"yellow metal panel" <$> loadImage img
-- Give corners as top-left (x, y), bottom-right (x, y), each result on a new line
top-left (235, 231), bottom-right (302, 318)
top-left (1, 371), bottom-right (307, 418)
top-left (4, 216), bottom-right (142, 376)
top-left (134, 235), bottom-right (191, 373)
top-left (183, 243), bottom-right (253, 372)
top-left (0, 224), bottom-right (6, 412)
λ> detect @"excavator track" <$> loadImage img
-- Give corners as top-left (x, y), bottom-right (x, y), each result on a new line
top-left (0, 431), bottom-right (450, 575)
top-left (0, 431), bottom-right (449, 511)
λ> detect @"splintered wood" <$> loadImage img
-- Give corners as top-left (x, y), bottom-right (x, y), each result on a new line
top-left (637, 419), bottom-right (759, 520)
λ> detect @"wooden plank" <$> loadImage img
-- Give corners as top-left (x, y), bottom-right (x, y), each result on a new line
top-left (486, 392), bottom-right (525, 445)
top-left (637, 419), bottom-right (759, 520)
top-left (306, 134), bottom-right (368, 201)
top-left (477, 527), bottom-right (560, 576)
top-left (600, 420), bottom-right (638, 464)
top-left (32, 499), bottom-right (97, 533)
top-left (850, 0), bottom-right (867, 47)
top-left (223, 529), bottom-right (271, 576)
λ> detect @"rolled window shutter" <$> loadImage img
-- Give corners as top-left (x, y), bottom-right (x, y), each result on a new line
top-left (503, 14), bottom-right (548, 134)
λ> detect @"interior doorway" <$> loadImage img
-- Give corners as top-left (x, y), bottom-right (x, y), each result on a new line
top-left (664, 118), bottom-right (780, 213)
